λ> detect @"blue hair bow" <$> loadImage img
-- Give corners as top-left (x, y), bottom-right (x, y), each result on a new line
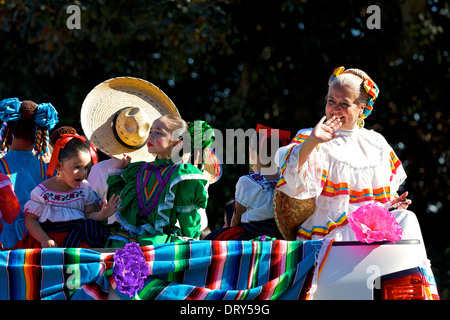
top-left (0, 98), bottom-right (22, 122)
top-left (35, 102), bottom-right (59, 131)
top-left (0, 98), bottom-right (59, 130)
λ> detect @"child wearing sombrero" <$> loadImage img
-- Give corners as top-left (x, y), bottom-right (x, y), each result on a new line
top-left (105, 114), bottom-right (209, 247)
top-left (79, 77), bottom-right (217, 247)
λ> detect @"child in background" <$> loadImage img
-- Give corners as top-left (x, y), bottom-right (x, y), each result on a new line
top-left (206, 125), bottom-right (291, 240)
top-left (13, 127), bottom-right (121, 249)
top-left (0, 174), bottom-right (20, 249)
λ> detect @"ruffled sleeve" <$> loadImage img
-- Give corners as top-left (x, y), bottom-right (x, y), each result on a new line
top-left (23, 185), bottom-right (45, 218)
top-left (235, 176), bottom-right (258, 207)
top-left (375, 131), bottom-right (407, 198)
top-left (274, 129), bottom-right (325, 199)
top-left (106, 162), bottom-right (142, 199)
top-left (82, 180), bottom-right (102, 207)
top-left (173, 164), bottom-right (208, 239)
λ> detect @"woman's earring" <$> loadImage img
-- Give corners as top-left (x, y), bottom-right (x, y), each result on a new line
top-left (56, 171), bottom-right (62, 183)
top-left (356, 117), bottom-right (365, 129)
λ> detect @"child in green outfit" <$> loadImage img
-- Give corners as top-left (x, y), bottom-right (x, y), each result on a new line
top-left (105, 115), bottom-right (208, 247)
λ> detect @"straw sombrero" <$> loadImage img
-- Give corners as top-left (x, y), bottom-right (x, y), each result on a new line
top-left (273, 190), bottom-right (316, 240)
top-left (81, 77), bottom-right (180, 162)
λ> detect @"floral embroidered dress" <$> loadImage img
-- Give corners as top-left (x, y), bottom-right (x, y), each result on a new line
top-left (13, 180), bottom-right (106, 249)
top-left (275, 127), bottom-right (407, 241)
top-left (105, 158), bottom-right (208, 248)
top-left (235, 172), bottom-right (278, 223)
top-left (205, 172), bottom-right (281, 240)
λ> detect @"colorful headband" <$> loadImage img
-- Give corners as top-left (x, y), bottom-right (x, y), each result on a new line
top-left (328, 66), bottom-right (346, 86)
top-left (46, 133), bottom-right (98, 177)
top-left (256, 124), bottom-right (291, 148)
top-left (328, 66), bottom-right (380, 119)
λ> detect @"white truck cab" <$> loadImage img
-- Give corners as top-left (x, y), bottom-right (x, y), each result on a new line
top-left (309, 239), bottom-right (439, 300)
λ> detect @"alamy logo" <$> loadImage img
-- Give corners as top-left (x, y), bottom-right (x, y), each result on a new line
top-left (366, 5), bottom-right (381, 30)
top-left (66, 5), bottom-right (81, 30)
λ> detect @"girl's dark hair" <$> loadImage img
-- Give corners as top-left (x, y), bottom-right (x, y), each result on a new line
top-left (49, 126), bottom-right (91, 163)
top-left (0, 100), bottom-right (49, 154)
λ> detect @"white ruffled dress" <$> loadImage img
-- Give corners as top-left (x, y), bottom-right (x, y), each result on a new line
top-left (274, 127), bottom-right (424, 242)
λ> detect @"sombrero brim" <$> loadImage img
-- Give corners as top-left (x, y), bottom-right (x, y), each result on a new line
top-left (203, 147), bottom-right (222, 184)
top-left (273, 190), bottom-right (316, 240)
top-left (80, 77), bottom-right (180, 163)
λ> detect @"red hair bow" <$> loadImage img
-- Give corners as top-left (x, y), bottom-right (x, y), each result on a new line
top-left (256, 124), bottom-right (291, 147)
top-left (46, 133), bottom-right (98, 177)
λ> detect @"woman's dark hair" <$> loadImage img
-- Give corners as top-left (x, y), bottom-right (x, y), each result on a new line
top-left (49, 126), bottom-right (91, 163)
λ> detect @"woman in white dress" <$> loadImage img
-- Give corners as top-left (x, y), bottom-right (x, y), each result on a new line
top-left (275, 67), bottom-right (425, 245)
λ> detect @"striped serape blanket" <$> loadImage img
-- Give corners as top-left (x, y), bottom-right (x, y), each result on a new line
top-left (0, 239), bottom-right (325, 300)
top-left (0, 247), bottom-right (104, 300)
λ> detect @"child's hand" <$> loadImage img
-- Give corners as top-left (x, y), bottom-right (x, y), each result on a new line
top-left (100, 194), bottom-right (122, 218)
top-left (115, 154), bottom-right (132, 169)
top-left (41, 239), bottom-right (57, 248)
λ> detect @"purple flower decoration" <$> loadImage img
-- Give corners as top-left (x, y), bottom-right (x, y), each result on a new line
top-left (113, 242), bottom-right (149, 298)
top-left (348, 203), bottom-right (403, 243)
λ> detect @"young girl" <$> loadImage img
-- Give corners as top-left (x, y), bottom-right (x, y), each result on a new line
top-left (206, 125), bottom-right (290, 240)
top-left (0, 98), bottom-right (59, 248)
top-left (13, 127), bottom-right (121, 249)
top-left (105, 114), bottom-right (209, 248)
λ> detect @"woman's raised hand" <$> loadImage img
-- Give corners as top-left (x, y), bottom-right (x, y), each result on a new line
top-left (311, 116), bottom-right (342, 144)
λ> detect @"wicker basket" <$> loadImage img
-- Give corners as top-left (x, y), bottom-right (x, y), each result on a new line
top-left (273, 189), bottom-right (316, 240)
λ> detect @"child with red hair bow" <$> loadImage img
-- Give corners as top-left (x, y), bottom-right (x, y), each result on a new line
top-left (13, 127), bottom-right (121, 249)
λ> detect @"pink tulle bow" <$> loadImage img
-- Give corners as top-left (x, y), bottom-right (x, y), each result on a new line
top-left (347, 204), bottom-right (403, 243)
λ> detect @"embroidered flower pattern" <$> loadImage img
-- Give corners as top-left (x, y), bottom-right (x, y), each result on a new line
top-left (248, 172), bottom-right (278, 190)
top-left (42, 190), bottom-right (84, 203)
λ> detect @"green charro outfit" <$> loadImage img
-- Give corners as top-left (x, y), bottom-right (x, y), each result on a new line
top-left (105, 158), bottom-right (208, 248)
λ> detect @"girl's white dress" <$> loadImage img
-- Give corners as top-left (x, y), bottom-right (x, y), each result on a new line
top-left (24, 180), bottom-right (102, 223)
top-left (235, 172), bottom-right (278, 223)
